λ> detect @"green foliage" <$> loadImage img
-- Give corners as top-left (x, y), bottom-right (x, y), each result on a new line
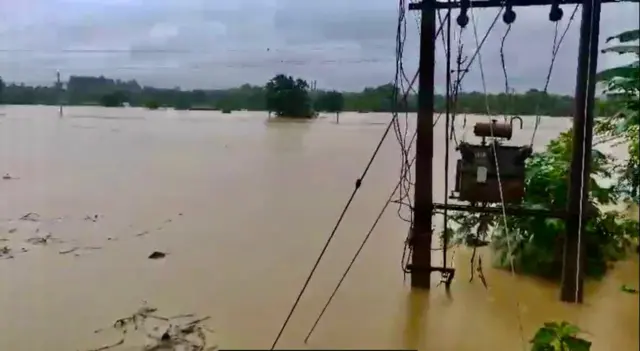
top-left (174, 95), bottom-right (191, 110)
top-left (0, 77), bottom-right (4, 103)
top-left (451, 130), bottom-right (639, 279)
top-left (530, 321), bottom-right (591, 351)
top-left (315, 90), bottom-right (345, 114)
top-left (595, 28), bottom-right (639, 204)
top-left (450, 28), bottom-right (640, 281)
top-left (265, 74), bottom-right (313, 118)
top-left (144, 100), bottom-right (160, 110)
top-left (99, 91), bottom-right (128, 107)
top-left (0, 75), bottom-right (614, 117)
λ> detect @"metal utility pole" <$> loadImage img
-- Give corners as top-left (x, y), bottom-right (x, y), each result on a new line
top-left (56, 70), bottom-right (63, 117)
top-left (561, 0), bottom-right (602, 303)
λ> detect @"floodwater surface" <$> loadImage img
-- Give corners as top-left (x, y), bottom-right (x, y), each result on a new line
top-left (0, 106), bottom-right (637, 351)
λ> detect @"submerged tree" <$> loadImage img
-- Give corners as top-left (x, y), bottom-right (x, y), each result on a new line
top-left (265, 74), bottom-right (313, 118)
top-left (100, 91), bottom-right (128, 107)
top-left (144, 100), bottom-right (160, 110)
top-left (316, 90), bottom-right (345, 123)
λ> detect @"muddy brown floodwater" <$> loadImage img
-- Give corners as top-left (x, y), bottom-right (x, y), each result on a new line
top-left (0, 106), bottom-right (637, 351)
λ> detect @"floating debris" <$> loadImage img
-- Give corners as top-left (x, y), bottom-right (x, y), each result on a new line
top-left (0, 246), bottom-right (13, 259)
top-left (148, 251), bottom-right (167, 260)
top-left (59, 245), bottom-right (102, 256)
top-left (87, 304), bottom-right (216, 351)
top-left (136, 231), bottom-right (150, 237)
top-left (59, 247), bottom-right (79, 255)
top-left (26, 233), bottom-right (62, 245)
top-left (7, 228), bottom-right (17, 234)
top-left (84, 214), bottom-right (100, 222)
top-left (20, 212), bottom-right (40, 222)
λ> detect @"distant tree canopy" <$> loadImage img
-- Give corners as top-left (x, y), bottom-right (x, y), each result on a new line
top-left (315, 90), bottom-right (345, 115)
top-left (265, 74), bottom-right (313, 118)
top-left (0, 74), bottom-right (620, 117)
top-left (144, 100), bottom-right (160, 110)
top-left (100, 90), bottom-right (129, 107)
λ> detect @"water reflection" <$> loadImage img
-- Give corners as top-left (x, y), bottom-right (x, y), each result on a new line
top-left (401, 291), bottom-right (430, 350)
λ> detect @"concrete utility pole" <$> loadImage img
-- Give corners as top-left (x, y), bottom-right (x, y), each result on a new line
top-left (410, 0), bottom-right (437, 289)
top-left (560, 0), bottom-right (602, 304)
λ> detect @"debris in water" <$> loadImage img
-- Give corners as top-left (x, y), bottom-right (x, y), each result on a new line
top-left (84, 214), bottom-right (100, 222)
top-left (59, 247), bottom-right (79, 255)
top-left (136, 231), bottom-right (150, 237)
top-left (20, 212), bottom-right (40, 222)
top-left (0, 246), bottom-right (13, 259)
top-left (87, 303), bottom-right (216, 351)
top-left (8, 228), bottom-right (17, 234)
top-left (2, 173), bottom-right (16, 180)
top-left (148, 251), bottom-right (167, 260)
top-left (621, 284), bottom-right (639, 294)
top-left (26, 233), bottom-right (62, 245)
top-left (83, 246), bottom-right (103, 251)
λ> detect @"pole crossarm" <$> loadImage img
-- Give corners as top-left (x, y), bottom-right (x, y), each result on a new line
top-left (409, 0), bottom-right (619, 10)
top-left (433, 203), bottom-right (569, 218)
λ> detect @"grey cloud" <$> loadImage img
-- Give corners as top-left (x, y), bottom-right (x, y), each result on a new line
top-left (0, 0), bottom-right (638, 93)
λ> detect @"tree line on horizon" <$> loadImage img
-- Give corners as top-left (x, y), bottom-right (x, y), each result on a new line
top-left (0, 74), bottom-right (619, 117)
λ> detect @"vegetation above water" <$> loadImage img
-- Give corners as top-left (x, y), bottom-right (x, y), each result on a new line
top-left (0, 73), bottom-right (620, 117)
top-left (450, 29), bottom-right (639, 283)
top-left (530, 321), bottom-right (591, 351)
top-left (265, 74), bottom-right (315, 118)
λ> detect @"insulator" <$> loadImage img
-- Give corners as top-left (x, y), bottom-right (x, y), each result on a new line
top-left (503, 7), bottom-right (516, 24)
top-left (549, 5), bottom-right (564, 22)
top-left (457, 11), bottom-right (469, 28)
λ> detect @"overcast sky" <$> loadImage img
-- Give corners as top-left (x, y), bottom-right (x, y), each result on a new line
top-left (0, 0), bottom-right (637, 93)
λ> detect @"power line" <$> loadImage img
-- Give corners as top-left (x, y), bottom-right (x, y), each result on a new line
top-left (0, 58), bottom-right (399, 71)
top-left (468, 4), bottom-right (526, 350)
top-left (268, 0), bottom-right (445, 347)
top-left (530, 4), bottom-right (580, 145)
top-left (304, 130), bottom-right (416, 344)
top-left (0, 44), bottom-right (405, 54)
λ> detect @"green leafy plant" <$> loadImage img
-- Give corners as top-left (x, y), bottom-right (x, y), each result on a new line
top-left (449, 29), bottom-right (640, 279)
top-left (595, 29), bottom-right (639, 204)
top-left (530, 321), bottom-right (591, 351)
top-left (450, 129), bottom-right (639, 279)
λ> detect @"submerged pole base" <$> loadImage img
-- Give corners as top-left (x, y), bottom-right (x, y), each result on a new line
top-left (406, 265), bottom-right (456, 290)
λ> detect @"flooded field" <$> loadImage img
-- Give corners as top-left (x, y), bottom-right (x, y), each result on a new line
top-left (0, 106), bottom-right (637, 351)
